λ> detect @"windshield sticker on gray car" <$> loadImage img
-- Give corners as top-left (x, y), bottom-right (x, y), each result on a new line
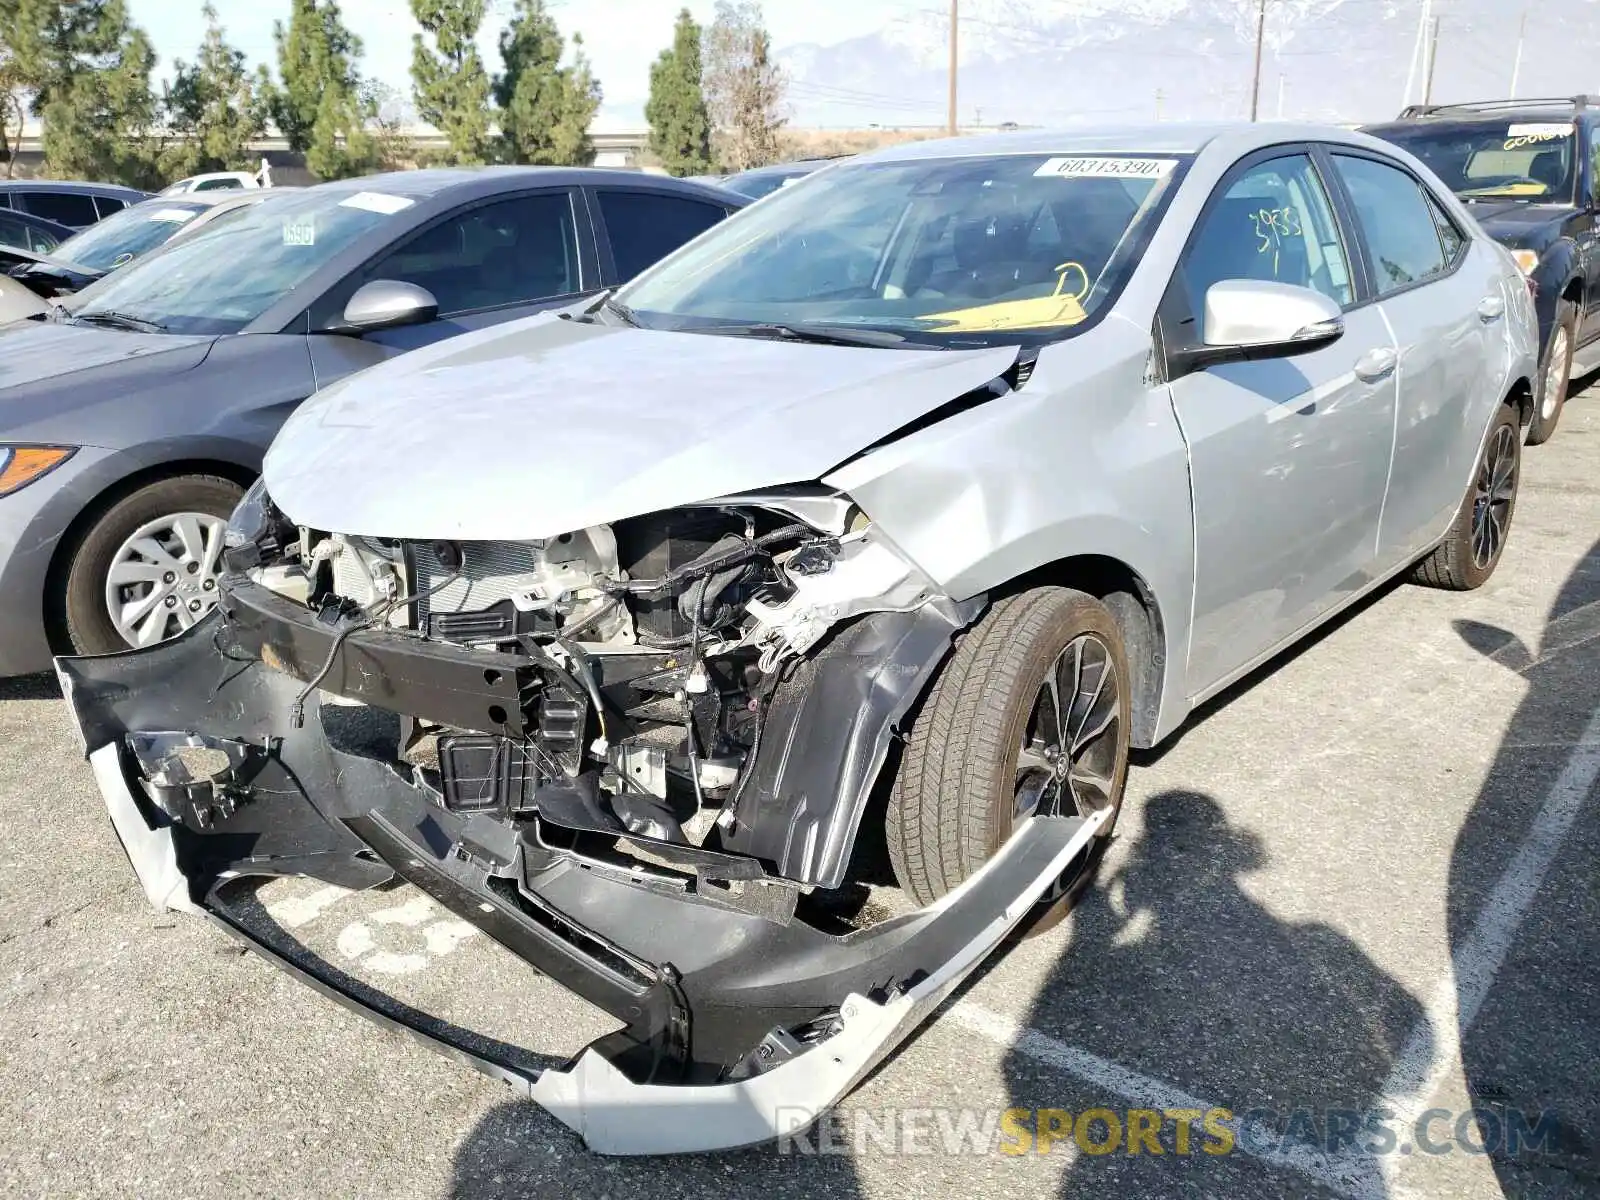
top-left (1033, 156), bottom-right (1178, 180)
top-left (282, 216), bottom-right (316, 247)
top-left (147, 208), bottom-right (197, 223)
top-left (338, 191), bottom-right (415, 215)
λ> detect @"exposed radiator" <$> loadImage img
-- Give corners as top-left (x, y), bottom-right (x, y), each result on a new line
top-left (415, 541), bottom-right (542, 625)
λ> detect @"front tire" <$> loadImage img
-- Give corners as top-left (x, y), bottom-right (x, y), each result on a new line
top-left (62, 475), bottom-right (243, 656)
top-left (886, 587), bottom-right (1130, 929)
top-left (1410, 403), bottom-right (1520, 591)
top-left (1526, 299), bottom-right (1576, 446)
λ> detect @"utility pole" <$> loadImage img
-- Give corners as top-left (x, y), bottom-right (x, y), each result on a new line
top-left (1423, 13), bottom-right (1441, 107)
top-left (947, 0), bottom-right (959, 136)
top-left (1248, 0), bottom-right (1268, 122)
top-left (1403, 0), bottom-right (1433, 109)
top-left (1509, 9), bottom-right (1527, 98)
top-left (1277, 72), bottom-right (1286, 119)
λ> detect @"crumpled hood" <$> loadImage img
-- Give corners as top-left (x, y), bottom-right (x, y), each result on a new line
top-left (265, 315), bottom-right (1018, 540)
top-left (0, 320), bottom-right (213, 392)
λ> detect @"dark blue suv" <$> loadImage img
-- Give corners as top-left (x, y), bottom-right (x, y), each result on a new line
top-left (1366, 96), bottom-right (1600, 444)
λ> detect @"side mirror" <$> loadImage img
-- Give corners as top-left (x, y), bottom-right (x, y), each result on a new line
top-left (1204, 279), bottom-right (1343, 351)
top-left (1172, 279), bottom-right (1344, 374)
top-left (335, 279), bottom-right (438, 335)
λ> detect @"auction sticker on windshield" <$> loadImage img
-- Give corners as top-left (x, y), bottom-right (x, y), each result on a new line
top-left (282, 216), bottom-right (316, 247)
top-left (338, 191), bottom-right (415, 215)
top-left (1033, 156), bottom-right (1177, 179)
top-left (147, 208), bottom-right (197, 223)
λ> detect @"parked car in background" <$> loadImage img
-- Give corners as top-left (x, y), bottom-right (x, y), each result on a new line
top-left (0, 167), bottom-right (748, 671)
top-left (0, 274), bottom-right (49, 325)
top-left (159, 171), bottom-right (262, 195)
top-left (7, 191), bottom-right (290, 300)
top-left (0, 208), bottom-right (73, 267)
top-left (718, 157), bottom-right (845, 199)
top-left (59, 123), bottom-right (1536, 1153)
top-left (0, 181), bottom-right (149, 228)
top-left (1365, 96), bottom-right (1600, 443)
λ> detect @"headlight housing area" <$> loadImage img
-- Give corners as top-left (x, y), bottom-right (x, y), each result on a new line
top-left (224, 476), bottom-right (270, 548)
top-left (1510, 248), bottom-right (1541, 276)
top-left (0, 444), bottom-right (76, 497)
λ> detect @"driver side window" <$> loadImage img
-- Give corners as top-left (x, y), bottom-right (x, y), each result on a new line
top-left (1183, 154), bottom-right (1354, 339)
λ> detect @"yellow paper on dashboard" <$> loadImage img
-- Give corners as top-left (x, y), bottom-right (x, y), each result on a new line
top-left (919, 261), bottom-right (1091, 332)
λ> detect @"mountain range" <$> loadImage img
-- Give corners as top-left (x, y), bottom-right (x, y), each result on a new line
top-left (779, 0), bottom-right (1600, 129)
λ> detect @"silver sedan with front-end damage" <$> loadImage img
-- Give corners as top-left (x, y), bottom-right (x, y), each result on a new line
top-left (59, 122), bottom-right (1537, 1154)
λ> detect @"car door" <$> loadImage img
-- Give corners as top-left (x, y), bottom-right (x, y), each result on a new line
top-left (1163, 148), bottom-right (1399, 693)
top-left (306, 186), bottom-right (600, 381)
top-left (589, 188), bottom-right (735, 284)
top-left (1325, 150), bottom-right (1499, 565)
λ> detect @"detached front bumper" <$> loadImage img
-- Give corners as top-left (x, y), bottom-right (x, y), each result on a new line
top-left (58, 588), bottom-right (1105, 1154)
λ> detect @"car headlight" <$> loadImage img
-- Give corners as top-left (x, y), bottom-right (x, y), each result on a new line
top-left (1510, 249), bottom-right (1540, 276)
top-left (0, 445), bottom-right (76, 497)
top-left (224, 476), bottom-right (270, 548)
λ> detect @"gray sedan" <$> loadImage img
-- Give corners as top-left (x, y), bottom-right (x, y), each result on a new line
top-left (62, 123), bottom-right (1537, 1150)
top-left (0, 167), bottom-right (746, 671)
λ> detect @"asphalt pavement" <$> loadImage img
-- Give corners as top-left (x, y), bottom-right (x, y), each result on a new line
top-left (2, 387), bottom-right (1597, 1200)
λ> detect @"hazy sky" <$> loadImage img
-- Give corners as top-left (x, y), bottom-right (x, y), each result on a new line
top-left (127, 0), bottom-right (910, 127)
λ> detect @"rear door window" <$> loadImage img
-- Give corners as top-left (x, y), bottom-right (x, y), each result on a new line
top-left (94, 196), bottom-right (128, 218)
top-left (595, 190), bottom-right (727, 280)
top-left (1331, 154), bottom-right (1448, 294)
top-left (19, 190), bottom-right (101, 226)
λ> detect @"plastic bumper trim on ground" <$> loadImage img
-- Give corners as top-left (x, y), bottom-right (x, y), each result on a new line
top-left (83, 738), bottom-right (1106, 1154)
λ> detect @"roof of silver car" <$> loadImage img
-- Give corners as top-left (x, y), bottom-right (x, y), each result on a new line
top-left (856, 121), bottom-right (1370, 164)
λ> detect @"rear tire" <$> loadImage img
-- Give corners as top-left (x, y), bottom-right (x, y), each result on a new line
top-left (1526, 299), bottom-right (1576, 446)
top-left (886, 588), bottom-right (1130, 931)
top-left (1410, 404), bottom-right (1520, 591)
top-left (62, 474), bottom-right (243, 656)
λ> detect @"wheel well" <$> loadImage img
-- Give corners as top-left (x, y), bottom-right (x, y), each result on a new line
top-left (41, 458), bottom-right (256, 653)
top-left (1506, 376), bottom-right (1534, 427)
top-left (992, 555), bottom-right (1167, 749)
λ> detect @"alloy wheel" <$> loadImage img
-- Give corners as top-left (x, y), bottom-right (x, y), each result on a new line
top-left (1014, 633), bottom-right (1122, 900)
top-left (103, 511), bottom-right (229, 648)
top-left (1471, 424), bottom-right (1517, 571)
top-left (1542, 325), bottom-right (1571, 421)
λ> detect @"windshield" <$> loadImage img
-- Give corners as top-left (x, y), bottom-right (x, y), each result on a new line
top-left (71, 186), bottom-right (418, 334)
top-left (619, 152), bottom-right (1188, 346)
top-left (1373, 121), bottom-right (1577, 201)
top-left (52, 200), bottom-right (210, 271)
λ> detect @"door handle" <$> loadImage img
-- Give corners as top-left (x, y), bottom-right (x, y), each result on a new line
top-left (1478, 295), bottom-right (1506, 322)
top-left (1354, 348), bottom-right (1397, 382)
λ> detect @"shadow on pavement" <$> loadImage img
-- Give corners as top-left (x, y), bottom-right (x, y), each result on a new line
top-left (1004, 789), bottom-right (1429, 1194)
top-left (1449, 534), bottom-right (1600, 1196)
top-left (0, 671), bottom-right (59, 701)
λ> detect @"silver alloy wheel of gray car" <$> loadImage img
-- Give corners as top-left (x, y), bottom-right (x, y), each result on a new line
top-left (1471, 422), bottom-right (1518, 570)
top-left (1542, 322), bottom-right (1571, 421)
top-left (1015, 632), bottom-right (1122, 823)
top-left (103, 511), bottom-right (229, 647)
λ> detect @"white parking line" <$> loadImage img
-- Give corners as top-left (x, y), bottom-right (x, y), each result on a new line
top-left (949, 1001), bottom-right (1389, 1200)
top-left (1377, 705), bottom-right (1600, 1131)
